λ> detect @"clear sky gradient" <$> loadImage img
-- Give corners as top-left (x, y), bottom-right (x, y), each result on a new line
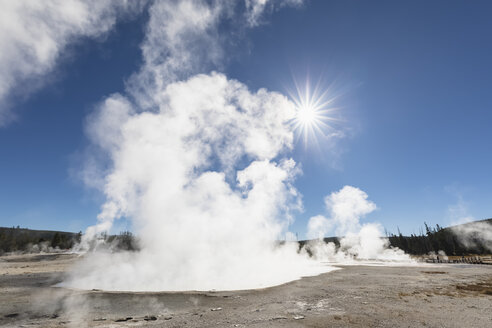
top-left (1, 1), bottom-right (491, 238)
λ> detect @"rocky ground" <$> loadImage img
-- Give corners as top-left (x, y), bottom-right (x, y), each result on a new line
top-left (0, 253), bottom-right (491, 327)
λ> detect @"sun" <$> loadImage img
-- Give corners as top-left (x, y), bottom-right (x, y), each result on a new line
top-left (289, 79), bottom-right (337, 145)
top-left (297, 103), bottom-right (317, 125)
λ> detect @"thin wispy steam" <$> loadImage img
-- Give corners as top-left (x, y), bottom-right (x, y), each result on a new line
top-left (451, 220), bottom-right (492, 252)
top-left (447, 194), bottom-right (492, 252)
top-left (127, 0), bottom-right (226, 108)
top-left (0, 0), bottom-right (141, 126)
top-left (126, 0), bottom-right (305, 108)
top-left (244, 0), bottom-right (304, 27)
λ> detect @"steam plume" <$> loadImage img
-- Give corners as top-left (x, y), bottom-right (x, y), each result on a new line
top-left (65, 0), bottom-right (335, 291)
top-left (68, 70), bottom-right (336, 291)
top-left (64, 0), bottom-right (410, 292)
top-left (307, 186), bottom-right (411, 262)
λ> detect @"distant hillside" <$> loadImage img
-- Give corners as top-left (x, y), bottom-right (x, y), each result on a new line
top-left (388, 219), bottom-right (492, 255)
top-left (0, 227), bottom-right (80, 254)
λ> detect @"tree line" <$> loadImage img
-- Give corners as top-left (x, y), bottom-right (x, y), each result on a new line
top-left (2, 219), bottom-right (490, 255)
top-left (0, 227), bottom-right (139, 254)
top-left (0, 227), bottom-right (81, 254)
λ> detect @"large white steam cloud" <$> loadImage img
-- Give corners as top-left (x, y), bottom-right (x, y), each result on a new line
top-left (61, 0), bottom-right (410, 291)
top-left (65, 0), bottom-right (336, 291)
top-left (68, 72), bottom-right (336, 291)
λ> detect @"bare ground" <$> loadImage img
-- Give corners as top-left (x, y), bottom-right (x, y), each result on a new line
top-left (0, 253), bottom-right (491, 327)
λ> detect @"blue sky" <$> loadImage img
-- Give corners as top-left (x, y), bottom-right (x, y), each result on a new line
top-left (1, 0), bottom-right (491, 237)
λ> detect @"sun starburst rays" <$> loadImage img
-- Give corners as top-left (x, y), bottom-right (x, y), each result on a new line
top-left (289, 79), bottom-right (339, 147)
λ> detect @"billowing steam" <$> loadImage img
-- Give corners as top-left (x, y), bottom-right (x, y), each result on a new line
top-left (306, 186), bottom-right (410, 262)
top-left (63, 0), bottom-right (411, 292)
top-left (67, 72), bottom-right (335, 291)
